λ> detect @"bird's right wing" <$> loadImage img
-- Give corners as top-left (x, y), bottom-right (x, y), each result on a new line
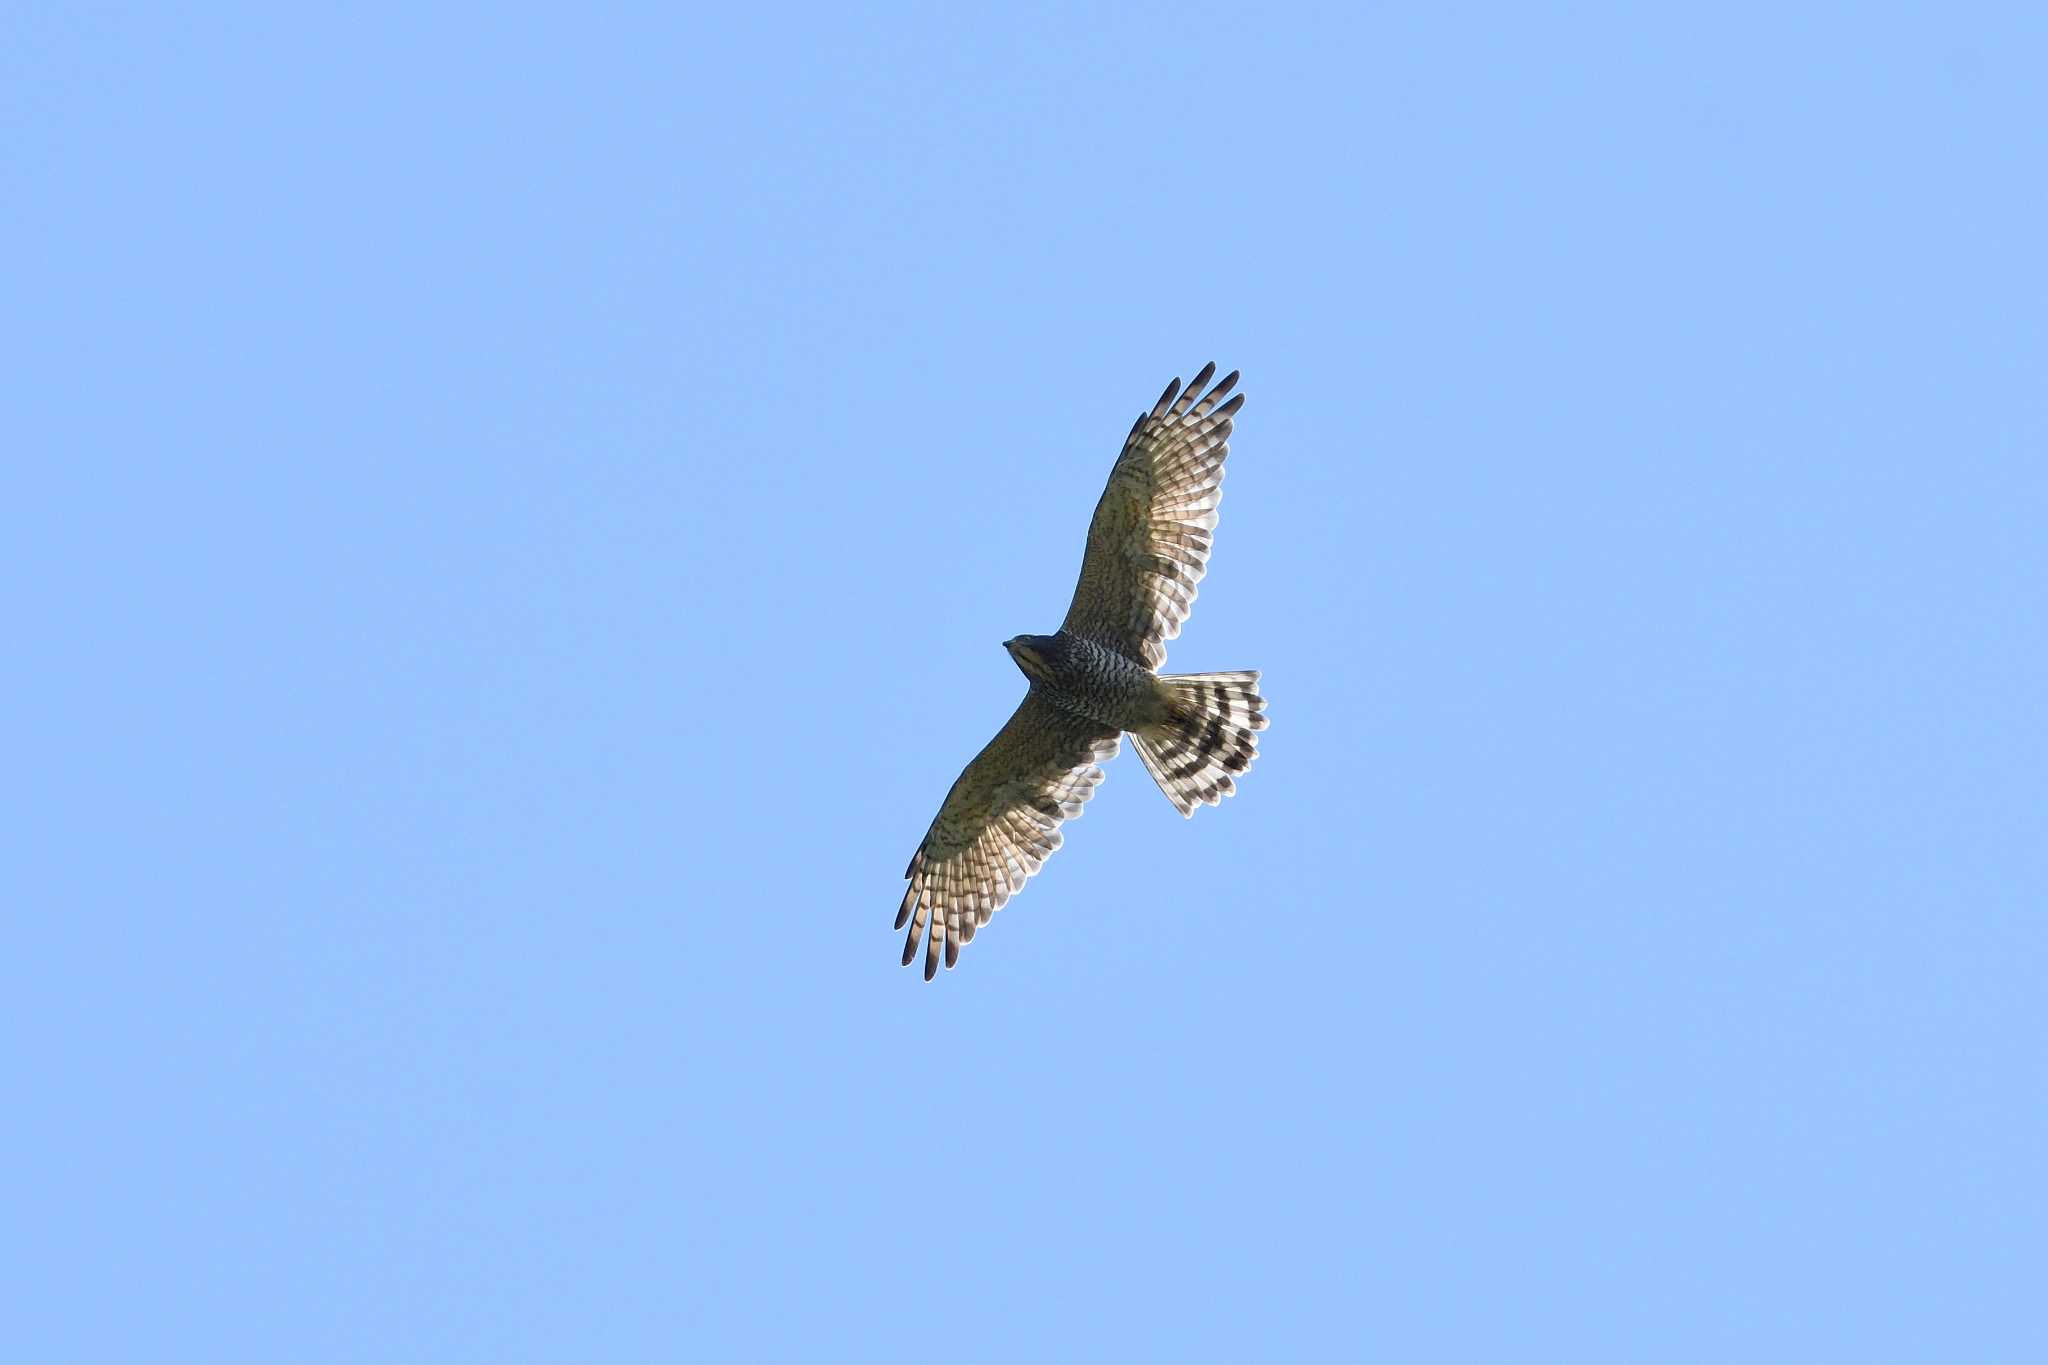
top-left (899, 691), bottom-right (1120, 979)
top-left (1059, 363), bottom-right (1243, 671)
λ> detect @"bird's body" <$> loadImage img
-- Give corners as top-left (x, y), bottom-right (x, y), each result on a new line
top-left (897, 364), bottom-right (1268, 979)
top-left (1003, 632), bottom-right (1171, 733)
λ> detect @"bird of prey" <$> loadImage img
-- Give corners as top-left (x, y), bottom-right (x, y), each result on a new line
top-left (897, 363), bottom-right (1268, 979)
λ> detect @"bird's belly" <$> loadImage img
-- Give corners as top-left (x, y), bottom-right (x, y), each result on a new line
top-left (1045, 651), bottom-right (1166, 733)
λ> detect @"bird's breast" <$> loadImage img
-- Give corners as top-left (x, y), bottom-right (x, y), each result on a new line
top-left (1043, 635), bottom-right (1166, 732)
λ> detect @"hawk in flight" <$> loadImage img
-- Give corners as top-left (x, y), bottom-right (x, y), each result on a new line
top-left (897, 363), bottom-right (1269, 979)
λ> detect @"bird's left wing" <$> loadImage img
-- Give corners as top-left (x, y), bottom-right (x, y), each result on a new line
top-left (899, 691), bottom-right (1120, 979)
top-left (1060, 363), bottom-right (1243, 670)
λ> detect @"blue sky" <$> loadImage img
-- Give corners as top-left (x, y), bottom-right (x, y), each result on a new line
top-left (6, 3), bottom-right (2044, 1360)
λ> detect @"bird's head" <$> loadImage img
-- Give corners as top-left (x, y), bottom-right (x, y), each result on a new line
top-left (1003, 634), bottom-right (1059, 685)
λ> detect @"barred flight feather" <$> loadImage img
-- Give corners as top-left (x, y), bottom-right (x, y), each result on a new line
top-left (1131, 671), bottom-right (1269, 818)
top-left (898, 693), bottom-right (1119, 979)
top-left (1062, 362), bottom-right (1244, 671)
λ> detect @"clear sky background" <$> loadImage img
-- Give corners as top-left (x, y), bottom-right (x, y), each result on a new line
top-left (6, 4), bottom-right (2044, 1361)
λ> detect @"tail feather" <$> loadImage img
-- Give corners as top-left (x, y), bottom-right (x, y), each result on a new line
top-left (1132, 670), bottom-right (1268, 817)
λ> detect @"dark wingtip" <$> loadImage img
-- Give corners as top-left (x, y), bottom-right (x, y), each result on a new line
top-left (923, 954), bottom-right (938, 982)
top-left (1189, 360), bottom-right (1217, 391)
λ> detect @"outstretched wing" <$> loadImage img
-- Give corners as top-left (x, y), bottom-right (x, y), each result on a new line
top-left (899, 692), bottom-right (1120, 980)
top-left (1060, 363), bottom-right (1244, 670)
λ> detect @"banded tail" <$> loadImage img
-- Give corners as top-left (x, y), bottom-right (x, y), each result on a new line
top-left (1130, 671), bottom-right (1268, 817)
